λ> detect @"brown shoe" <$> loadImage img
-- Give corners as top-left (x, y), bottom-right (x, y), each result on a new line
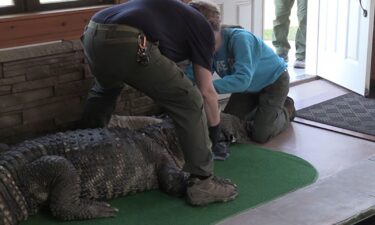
top-left (186, 175), bottom-right (238, 206)
top-left (284, 97), bottom-right (296, 121)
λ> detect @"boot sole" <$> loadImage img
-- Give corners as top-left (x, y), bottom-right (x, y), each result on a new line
top-left (187, 191), bottom-right (239, 206)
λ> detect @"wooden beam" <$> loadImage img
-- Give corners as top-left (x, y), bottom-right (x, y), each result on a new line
top-left (0, 5), bottom-right (110, 49)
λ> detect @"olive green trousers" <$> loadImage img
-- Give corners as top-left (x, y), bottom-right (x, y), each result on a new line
top-left (81, 21), bottom-right (213, 176)
top-left (223, 71), bottom-right (291, 143)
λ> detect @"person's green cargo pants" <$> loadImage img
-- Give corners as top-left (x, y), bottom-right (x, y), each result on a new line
top-left (80, 21), bottom-right (213, 176)
top-left (223, 71), bottom-right (291, 143)
top-left (272, 0), bottom-right (307, 60)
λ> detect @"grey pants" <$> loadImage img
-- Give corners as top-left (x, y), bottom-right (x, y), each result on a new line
top-left (80, 21), bottom-right (213, 176)
top-left (223, 71), bottom-right (291, 143)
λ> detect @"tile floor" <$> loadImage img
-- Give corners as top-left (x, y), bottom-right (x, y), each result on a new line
top-left (216, 79), bottom-right (375, 225)
top-left (262, 79), bottom-right (375, 180)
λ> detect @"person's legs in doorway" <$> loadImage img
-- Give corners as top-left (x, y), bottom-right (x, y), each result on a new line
top-left (273, 0), bottom-right (295, 61)
top-left (294, 0), bottom-right (307, 68)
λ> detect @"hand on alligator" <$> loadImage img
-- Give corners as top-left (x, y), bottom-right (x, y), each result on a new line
top-left (212, 142), bottom-right (230, 161)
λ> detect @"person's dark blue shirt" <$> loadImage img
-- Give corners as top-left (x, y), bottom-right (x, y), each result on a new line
top-left (92, 0), bottom-right (215, 70)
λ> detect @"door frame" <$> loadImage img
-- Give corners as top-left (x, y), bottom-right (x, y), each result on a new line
top-left (214, 0), bottom-right (264, 37)
top-left (305, 0), bottom-right (319, 76)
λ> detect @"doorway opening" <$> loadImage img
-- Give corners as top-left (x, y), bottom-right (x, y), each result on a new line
top-left (263, 0), bottom-right (312, 83)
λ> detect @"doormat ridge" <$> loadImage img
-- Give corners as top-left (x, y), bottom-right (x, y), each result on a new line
top-left (296, 93), bottom-right (375, 139)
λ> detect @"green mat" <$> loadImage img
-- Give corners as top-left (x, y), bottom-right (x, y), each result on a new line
top-left (22, 144), bottom-right (318, 225)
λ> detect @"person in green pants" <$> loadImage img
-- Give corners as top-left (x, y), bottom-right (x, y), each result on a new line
top-left (185, 25), bottom-right (296, 146)
top-left (80, 0), bottom-right (238, 206)
top-left (272, 0), bottom-right (308, 68)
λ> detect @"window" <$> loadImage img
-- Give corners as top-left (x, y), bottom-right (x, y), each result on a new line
top-left (0, 0), bottom-right (14, 7)
top-left (0, 0), bottom-right (114, 16)
top-left (0, 0), bottom-right (23, 15)
top-left (40, 0), bottom-right (80, 3)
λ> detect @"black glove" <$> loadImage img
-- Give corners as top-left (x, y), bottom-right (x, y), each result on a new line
top-left (209, 124), bottom-right (230, 161)
top-left (208, 124), bottom-right (221, 146)
top-left (212, 142), bottom-right (230, 161)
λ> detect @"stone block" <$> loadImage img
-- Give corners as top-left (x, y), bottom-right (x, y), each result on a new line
top-left (13, 77), bottom-right (56, 93)
top-left (55, 79), bottom-right (93, 96)
top-left (0, 41), bottom-right (74, 63)
top-left (0, 76), bottom-right (26, 86)
top-left (26, 65), bottom-right (51, 81)
top-left (3, 69), bottom-right (26, 78)
top-left (0, 94), bottom-right (81, 114)
top-left (0, 104), bottom-right (23, 114)
top-left (23, 98), bottom-right (81, 124)
top-left (0, 86), bottom-right (11, 96)
top-left (0, 114), bottom-right (22, 129)
top-left (0, 88), bottom-right (53, 108)
top-left (50, 62), bottom-right (83, 76)
top-left (0, 119), bottom-right (56, 144)
top-left (58, 72), bottom-right (84, 83)
top-left (3, 52), bottom-right (81, 75)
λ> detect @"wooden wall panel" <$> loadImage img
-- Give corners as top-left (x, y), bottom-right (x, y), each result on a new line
top-left (0, 6), bottom-right (109, 49)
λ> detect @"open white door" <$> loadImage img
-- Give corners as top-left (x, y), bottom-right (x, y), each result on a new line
top-left (306, 0), bottom-right (375, 96)
top-left (213, 0), bottom-right (264, 37)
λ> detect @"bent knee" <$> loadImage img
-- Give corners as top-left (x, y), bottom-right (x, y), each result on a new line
top-left (251, 132), bottom-right (272, 144)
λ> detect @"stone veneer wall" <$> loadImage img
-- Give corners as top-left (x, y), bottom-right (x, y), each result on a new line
top-left (0, 40), bottom-right (160, 144)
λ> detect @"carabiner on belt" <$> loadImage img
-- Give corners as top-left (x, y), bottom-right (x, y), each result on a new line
top-left (137, 34), bottom-right (150, 66)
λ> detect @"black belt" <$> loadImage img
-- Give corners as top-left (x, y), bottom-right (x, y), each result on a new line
top-left (87, 21), bottom-right (141, 34)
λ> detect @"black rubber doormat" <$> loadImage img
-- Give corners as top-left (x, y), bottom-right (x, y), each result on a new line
top-left (296, 93), bottom-right (375, 141)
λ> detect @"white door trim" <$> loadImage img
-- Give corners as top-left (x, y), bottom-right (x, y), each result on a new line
top-left (305, 0), bottom-right (319, 76)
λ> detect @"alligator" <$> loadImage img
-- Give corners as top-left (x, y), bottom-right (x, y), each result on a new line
top-left (0, 113), bottom-right (248, 225)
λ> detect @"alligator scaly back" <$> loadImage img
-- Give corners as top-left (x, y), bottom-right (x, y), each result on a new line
top-left (0, 113), bottom-right (246, 225)
top-left (0, 165), bottom-right (28, 225)
top-left (0, 125), bottom-right (186, 225)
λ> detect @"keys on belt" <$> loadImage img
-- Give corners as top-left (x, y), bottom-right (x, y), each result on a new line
top-left (137, 34), bottom-right (150, 66)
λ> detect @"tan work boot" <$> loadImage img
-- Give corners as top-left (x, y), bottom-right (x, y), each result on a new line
top-left (284, 96), bottom-right (296, 121)
top-left (186, 175), bottom-right (238, 206)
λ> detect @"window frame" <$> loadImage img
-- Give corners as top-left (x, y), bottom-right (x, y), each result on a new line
top-left (0, 0), bottom-right (114, 16)
top-left (0, 0), bottom-right (24, 15)
top-left (27, 0), bottom-right (114, 12)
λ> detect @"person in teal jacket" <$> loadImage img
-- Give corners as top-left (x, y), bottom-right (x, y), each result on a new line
top-left (187, 26), bottom-right (295, 148)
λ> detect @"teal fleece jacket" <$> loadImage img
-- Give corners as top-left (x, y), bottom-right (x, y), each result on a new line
top-left (186, 28), bottom-right (287, 94)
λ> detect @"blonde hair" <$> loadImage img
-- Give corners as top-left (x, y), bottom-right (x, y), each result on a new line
top-left (189, 0), bottom-right (221, 32)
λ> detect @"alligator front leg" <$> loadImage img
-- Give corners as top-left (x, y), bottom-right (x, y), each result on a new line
top-left (23, 156), bottom-right (118, 221)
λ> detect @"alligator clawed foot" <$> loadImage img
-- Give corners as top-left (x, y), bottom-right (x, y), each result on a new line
top-left (80, 200), bottom-right (119, 219)
top-left (53, 200), bottom-right (120, 221)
